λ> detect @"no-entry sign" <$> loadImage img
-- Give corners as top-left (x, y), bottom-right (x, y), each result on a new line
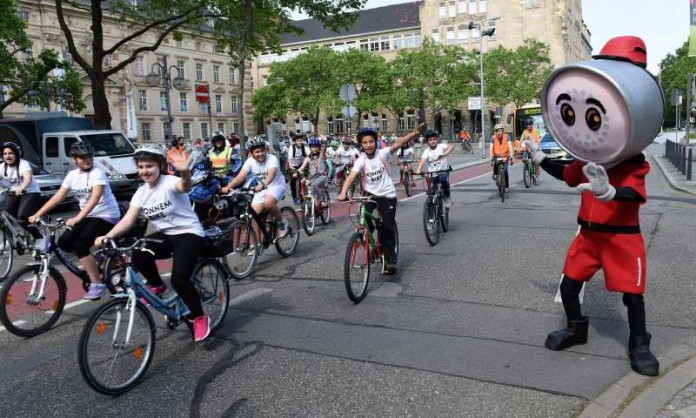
top-left (195, 84), bottom-right (210, 104)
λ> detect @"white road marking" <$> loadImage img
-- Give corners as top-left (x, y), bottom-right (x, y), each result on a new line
top-left (228, 287), bottom-right (273, 306)
top-left (401, 172), bottom-right (491, 202)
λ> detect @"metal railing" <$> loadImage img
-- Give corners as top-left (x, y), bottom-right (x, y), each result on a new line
top-left (665, 140), bottom-right (693, 181)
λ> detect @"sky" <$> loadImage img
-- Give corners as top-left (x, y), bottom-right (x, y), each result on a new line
top-left (291, 0), bottom-right (688, 74)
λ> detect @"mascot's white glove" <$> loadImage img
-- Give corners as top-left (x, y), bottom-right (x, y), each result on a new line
top-left (525, 140), bottom-right (546, 165)
top-left (577, 163), bottom-right (616, 202)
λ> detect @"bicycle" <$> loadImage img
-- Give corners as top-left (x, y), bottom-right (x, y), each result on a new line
top-left (397, 159), bottom-right (415, 197)
top-left (493, 155), bottom-right (510, 203)
top-left (461, 139), bottom-right (473, 154)
top-left (299, 174), bottom-right (331, 236)
top-left (223, 189), bottom-right (300, 279)
top-left (343, 196), bottom-right (399, 304)
top-left (521, 150), bottom-right (538, 188)
top-left (77, 237), bottom-right (231, 395)
top-left (419, 169), bottom-right (451, 246)
top-left (0, 185), bottom-right (38, 281)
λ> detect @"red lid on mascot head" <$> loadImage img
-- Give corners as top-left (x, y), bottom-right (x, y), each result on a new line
top-left (592, 36), bottom-right (647, 68)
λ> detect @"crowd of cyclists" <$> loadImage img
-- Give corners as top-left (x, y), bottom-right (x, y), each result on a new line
top-left (0, 117), bottom-right (545, 345)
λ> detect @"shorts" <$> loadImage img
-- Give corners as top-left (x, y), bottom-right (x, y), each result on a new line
top-left (252, 184), bottom-right (285, 206)
top-left (562, 228), bottom-right (646, 294)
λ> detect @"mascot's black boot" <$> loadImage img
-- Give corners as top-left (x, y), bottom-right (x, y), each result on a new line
top-left (628, 333), bottom-right (659, 376)
top-left (545, 316), bottom-right (589, 351)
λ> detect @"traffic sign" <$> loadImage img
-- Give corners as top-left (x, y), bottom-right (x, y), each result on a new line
top-left (339, 83), bottom-right (356, 102)
top-left (195, 84), bottom-right (210, 104)
top-left (342, 104), bottom-right (356, 119)
top-left (468, 96), bottom-right (481, 110)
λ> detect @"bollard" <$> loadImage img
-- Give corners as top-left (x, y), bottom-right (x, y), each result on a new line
top-left (682, 146), bottom-right (687, 174)
top-left (688, 148), bottom-right (693, 181)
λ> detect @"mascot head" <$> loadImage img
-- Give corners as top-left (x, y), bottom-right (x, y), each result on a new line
top-left (540, 36), bottom-right (664, 168)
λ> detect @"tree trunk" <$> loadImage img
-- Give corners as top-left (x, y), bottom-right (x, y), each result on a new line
top-left (90, 72), bottom-right (112, 129)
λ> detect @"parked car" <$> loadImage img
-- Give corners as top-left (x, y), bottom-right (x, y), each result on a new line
top-left (540, 133), bottom-right (574, 161)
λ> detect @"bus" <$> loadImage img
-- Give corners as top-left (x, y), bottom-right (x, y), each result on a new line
top-left (508, 104), bottom-right (547, 144)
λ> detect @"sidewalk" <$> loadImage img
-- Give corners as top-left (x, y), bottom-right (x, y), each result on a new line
top-left (579, 143), bottom-right (696, 418)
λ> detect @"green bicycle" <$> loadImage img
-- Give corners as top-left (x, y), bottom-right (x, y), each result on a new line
top-left (522, 151), bottom-right (538, 188)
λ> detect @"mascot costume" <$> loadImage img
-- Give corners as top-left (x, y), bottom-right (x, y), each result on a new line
top-left (527, 36), bottom-right (664, 376)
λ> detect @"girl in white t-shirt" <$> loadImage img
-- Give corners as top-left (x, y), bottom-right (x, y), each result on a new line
top-left (94, 144), bottom-right (211, 342)
top-left (30, 141), bottom-right (121, 300)
top-left (0, 142), bottom-right (43, 239)
top-left (338, 124), bottom-right (425, 276)
top-left (396, 142), bottom-right (415, 186)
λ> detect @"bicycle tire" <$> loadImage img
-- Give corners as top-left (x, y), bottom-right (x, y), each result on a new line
top-left (0, 226), bottom-right (13, 281)
top-left (0, 265), bottom-right (66, 337)
top-left (344, 232), bottom-right (370, 303)
top-left (78, 298), bottom-right (155, 395)
top-left (523, 162), bottom-right (532, 188)
top-left (423, 199), bottom-right (440, 246)
top-left (275, 206), bottom-right (300, 256)
top-left (404, 170), bottom-right (413, 197)
top-left (302, 199), bottom-right (316, 236)
top-left (225, 222), bottom-right (259, 280)
top-left (440, 199), bottom-right (449, 232)
top-left (192, 259), bottom-right (230, 331)
top-left (500, 170), bottom-right (507, 203)
top-left (464, 142), bottom-right (473, 154)
top-left (320, 191), bottom-right (331, 225)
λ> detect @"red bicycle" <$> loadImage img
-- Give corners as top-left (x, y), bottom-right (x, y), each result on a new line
top-left (299, 174), bottom-right (331, 235)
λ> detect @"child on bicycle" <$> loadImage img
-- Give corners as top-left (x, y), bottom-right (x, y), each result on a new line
top-left (396, 141), bottom-right (415, 187)
top-left (338, 123), bottom-right (425, 275)
top-left (333, 138), bottom-right (360, 193)
top-left (94, 144), bottom-right (211, 342)
top-left (29, 142), bottom-right (121, 300)
top-left (220, 136), bottom-right (289, 242)
top-left (287, 133), bottom-right (309, 205)
top-left (0, 142), bottom-right (43, 240)
top-left (415, 130), bottom-right (455, 207)
top-left (297, 135), bottom-right (328, 204)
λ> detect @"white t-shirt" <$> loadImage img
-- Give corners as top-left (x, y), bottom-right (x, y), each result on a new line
top-left (0, 160), bottom-right (40, 193)
top-left (396, 147), bottom-right (415, 162)
top-left (131, 175), bottom-right (204, 237)
top-left (241, 154), bottom-right (285, 188)
top-left (420, 144), bottom-right (451, 172)
top-left (337, 147), bottom-right (360, 165)
top-left (326, 148), bottom-right (337, 160)
top-left (289, 144), bottom-right (310, 167)
top-left (62, 167), bottom-right (120, 220)
top-left (352, 149), bottom-right (395, 198)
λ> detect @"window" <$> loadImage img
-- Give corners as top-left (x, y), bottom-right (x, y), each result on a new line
top-left (439, 2), bottom-right (447, 18)
top-left (105, 54), bottom-right (113, 67)
top-left (213, 65), bottom-right (220, 83)
top-left (179, 92), bottom-right (188, 112)
top-left (469, 0), bottom-right (477, 14)
top-left (217, 123), bottom-right (225, 132)
top-left (369, 38), bottom-right (380, 52)
top-left (196, 63), bottom-right (203, 81)
top-left (215, 94), bottom-right (222, 113)
top-left (176, 60), bottom-right (186, 79)
top-left (406, 110), bottom-right (416, 130)
top-left (19, 10), bottom-right (29, 21)
top-left (138, 90), bottom-right (147, 111)
top-left (393, 35), bottom-right (402, 49)
top-left (359, 39), bottom-right (369, 50)
top-left (160, 91), bottom-right (168, 111)
top-left (46, 137), bottom-right (59, 157)
top-left (480, 0), bottom-right (487, 13)
top-left (141, 123), bottom-right (151, 141)
top-left (346, 40), bottom-right (357, 49)
top-left (458, 0), bottom-right (468, 15)
top-left (380, 37), bottom-right (390, 51)
top-left (176, 39), bottom-right (182, 48)
top-left (134, 55), bottom-right (145, 76)
top-left (448, 1), bottom-right (456, 17)
top-left (327, 116), bottom-right (334, 134)
top-left (458, 25), bottom-right (469, 43)
top-left (229, 68), bottom-right (237, 84)
top-left (24, 45), bottom-right (33, 63)
top-left (527, 0), bottom-right (540, 7)
top-left (183, 123), bottom-right (191, 139)
top-left (232, 122), bottom-right (239, 134)
top-left (201, 123), bottom-right (208, 140)
top-left (446, 27), bottom-right (455, 44)
top-left (403, 33), bottom-right (413, 48)
top-left (231, 96), bottom-right (238, 114)
top-left (0, 85), bottom-right (5, 104)
top-left (382, 114), bottom-right (388, 132)
top-left (471, 27), bottom-right (481, 40)
top-left (214, 44), bottom-right (224, 54)
top-left (431, 29), bottom-right (440, 44)
top-left (414, 33), bottom-right (422, 47)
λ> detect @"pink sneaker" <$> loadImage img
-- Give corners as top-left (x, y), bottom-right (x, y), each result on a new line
top-left (140, 283), bottom-right (167, 305)
top-left (193, 315), bottom-right (211, 342)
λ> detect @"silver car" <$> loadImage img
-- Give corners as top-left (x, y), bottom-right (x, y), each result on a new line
top-left (29, 162), bottom-right (77, 206)
top-left (540, 133), bottom-right (574, 160)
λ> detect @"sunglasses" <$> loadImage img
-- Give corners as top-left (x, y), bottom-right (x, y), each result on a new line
top-left (495, 129), bottom-right (504, 132)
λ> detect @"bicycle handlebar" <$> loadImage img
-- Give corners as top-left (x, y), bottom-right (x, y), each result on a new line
top-left (99, 236), bottom-right (165, 256)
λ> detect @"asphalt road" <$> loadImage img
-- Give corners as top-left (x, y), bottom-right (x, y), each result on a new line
top-left (1, 143), bottom-right (694, 417)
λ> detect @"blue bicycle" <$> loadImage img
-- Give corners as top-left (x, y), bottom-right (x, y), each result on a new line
top-left (77, 237), bottom-right (230, 395)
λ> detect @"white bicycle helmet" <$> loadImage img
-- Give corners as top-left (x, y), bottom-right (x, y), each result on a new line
top-left (134, 143), bottom-right (167, 160)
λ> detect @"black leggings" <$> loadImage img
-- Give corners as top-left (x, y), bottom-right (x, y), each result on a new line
top-left (365, 196), bottom-right (398, 264)
top-left (5, 193), bottom-right (43, 238)
top-left (59, 217), bottom-right (116, 258)
top-left (559, 275), bottom-right (647, 336)
top-left (132, 232), bottom-right (205, 318)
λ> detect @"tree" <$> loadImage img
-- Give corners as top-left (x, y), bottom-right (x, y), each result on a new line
top-left (659, 41), bottom-right (695, 128)
top-left (0, 0), bottom-right (83, 118)
top-left (212, 0), bottom-right (365, 156)
top-left (55, 0), bottom-right (210, 128)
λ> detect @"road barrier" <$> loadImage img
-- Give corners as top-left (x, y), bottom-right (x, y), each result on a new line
top-left (665, 140), bottom-right (693, 181)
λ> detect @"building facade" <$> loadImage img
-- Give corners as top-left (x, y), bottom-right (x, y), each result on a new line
top-left (3, 1), bottom-right (251, 144)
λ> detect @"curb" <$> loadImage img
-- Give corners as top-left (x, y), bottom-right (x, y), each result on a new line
top-left (650, 154), bottom-right (696, 196)
top-left (578, 342), bottom-right (696, 418)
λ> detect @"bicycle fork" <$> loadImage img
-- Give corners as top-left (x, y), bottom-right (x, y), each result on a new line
top-left (27, 258), bottom-right (51, 306)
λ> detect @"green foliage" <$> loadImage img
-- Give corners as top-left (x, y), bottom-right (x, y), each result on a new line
top-left (659, 41), bottom-right (695, 128)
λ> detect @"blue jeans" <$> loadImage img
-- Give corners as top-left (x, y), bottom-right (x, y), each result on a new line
top-left (431, 172), bottom-right (450, 198)
top-left (493, 159), bottom-right (509, 187)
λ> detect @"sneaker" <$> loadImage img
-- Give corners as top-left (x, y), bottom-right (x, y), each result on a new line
top-left (84, 283), bottom-right (107, 300)
top-left (140, 283), bottom-right (167, 305)
top-left (193, 315), bottom-right (211, 342)
top-left (492, 173), bottom-right (498, 181)
top-left (383, 263), bottom-right (398, 276)
top-left (276, 219), bottom-right (289, 239)
top-left (444, 197), bottom-right (452, 208)
top-left (505, 188), bottom-right (509, 193)
top-left (293, 198), bottom-right (300, 206)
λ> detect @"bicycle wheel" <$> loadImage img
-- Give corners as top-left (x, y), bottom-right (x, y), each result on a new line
top-left (344, 232), bottom-right (370, 303)
top-left (192, 259), bottom-right (230, 331)
top-left (275, 206), bottom-right (300, 256)
top-left (500, 171), bottom-right (507, 203)
top-left (440, 198), bottom-right (449, 232)
top-left (0, 265), bottom-right (66, 337)
top-left (423, 199), bottom-right (440, 246)
top-left (78, 298), bottom-right (155, 395)
top-left (466, 142), bottom-right (473, 154)
top-left (523, 162), bottom-right (532, 188)
top-left (302, 198), bottom-right (316, 236)
top-left (393, 222), bottom-right (399, 260)
top-left (0, 226), bottom-right (13, 281)
top-left (403, 170), bottom-right (413, 197)
top-left (225, 222), bottom-right (259, 280)
top-left (320, 191), bottom-right (331, 225)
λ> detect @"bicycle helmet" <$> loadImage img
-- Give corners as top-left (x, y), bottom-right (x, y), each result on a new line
top-left (524, 118), bottom-right (534, 127)
top-left (69, 141), bottom-right (94, 157)
top-left (330, 140), bottom-right (340, 148)
top-left (134, 143), bottom-right (167, 162)
top-left (493, 123), bottom-right (504, 132)
top-left (423, 129), bottom-right (439, 140)
top-left (356, 127), bottom-right (378, 142)
top-left (2, 142), bottom-right (21, 159)
top-left (308, 137), bottom-right (322, 147)
top-left (247, 136), bottom-right (267, 151)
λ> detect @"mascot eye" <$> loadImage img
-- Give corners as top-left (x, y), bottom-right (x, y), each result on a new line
top-left (560, 103), bottom-right (575, 126)
top-left (585, 108), bottom-right (602, 131)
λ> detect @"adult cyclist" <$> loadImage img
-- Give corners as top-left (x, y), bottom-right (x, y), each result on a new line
top-left (208, 132), bottom-right (237, 176)
top-left (489, 124), bottom-right (513, 192)
top-left (338, 124), bottom-right (425, 275)
top-left (517, 118), bottom-right (541, 181)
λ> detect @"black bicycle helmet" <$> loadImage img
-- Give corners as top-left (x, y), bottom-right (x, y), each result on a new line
top-left (69, 141), bottom-right (94, 157)
top-left (2, 142), bottom-right (21, 159)
top-left (423, 129), bottom-right (439, 140)
top-left (356, 127), bottom-right (378, 142)
top-left (524, 118), bottom-right (534, 126)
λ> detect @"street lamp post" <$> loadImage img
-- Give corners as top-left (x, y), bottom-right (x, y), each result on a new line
top-left (146, 57), bottom-right (186, 142)
top-left (469, 17), bottom-right (499, 159)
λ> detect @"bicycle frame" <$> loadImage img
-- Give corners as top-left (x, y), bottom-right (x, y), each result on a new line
top-left (355, 200), bottom-right (382, 259)
top-left (0, 211), bottom-right (32, 249)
